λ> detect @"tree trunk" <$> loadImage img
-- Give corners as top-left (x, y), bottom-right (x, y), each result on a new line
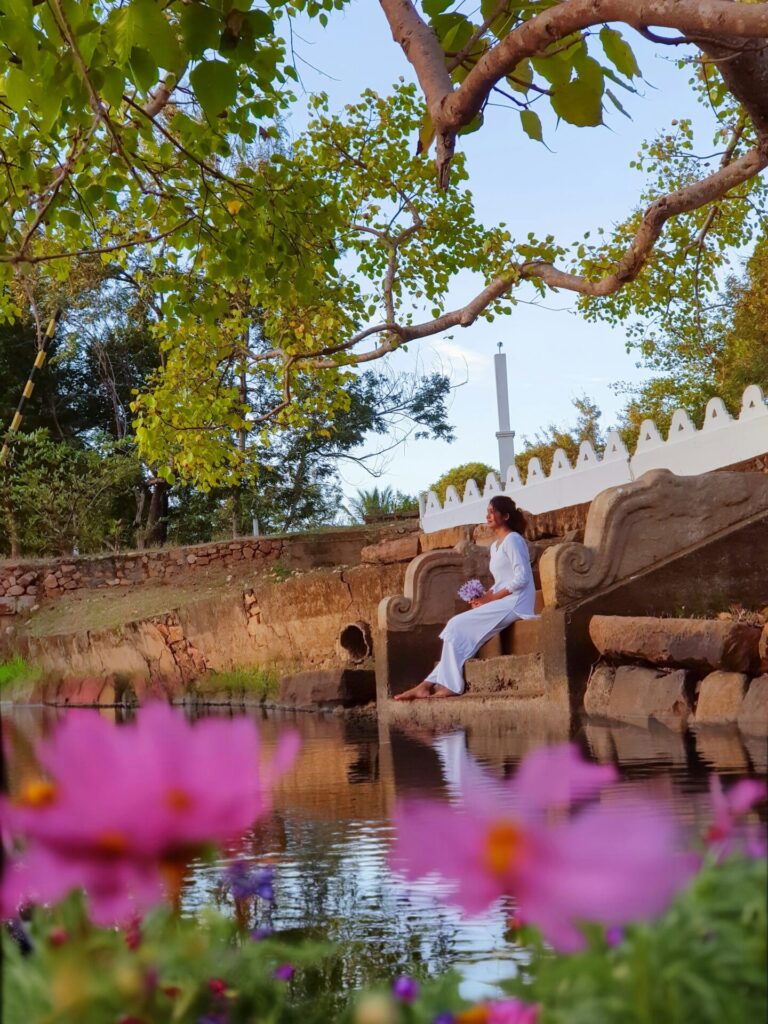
top-left (232, 363), bottom-right (248, 539)
top-left (133, 485), bottom-right (148, 549)
top-left (4, 506), bottom-right (20, 559)
top-left (145, 478), bottom-right (169, 547)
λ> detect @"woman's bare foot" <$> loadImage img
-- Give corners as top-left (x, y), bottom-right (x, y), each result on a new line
top-left (430, 685), bottom-right (458, 698)
top-left (394, 682), bottom-right (434, 701)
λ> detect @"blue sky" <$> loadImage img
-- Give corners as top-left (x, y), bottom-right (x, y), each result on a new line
top-left (282, 4), bottom-right (722, 501)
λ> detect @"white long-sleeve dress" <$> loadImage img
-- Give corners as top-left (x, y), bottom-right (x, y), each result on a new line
top-left (424, 531), bottom-right (537, 695)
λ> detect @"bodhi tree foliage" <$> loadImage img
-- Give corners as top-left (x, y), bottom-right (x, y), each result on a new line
top-left (2, 0), bottom-right (768, 488)
top-left (378, 1), bottom-right (768, 318)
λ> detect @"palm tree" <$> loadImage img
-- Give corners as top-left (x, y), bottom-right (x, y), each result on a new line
top-left (348, 486), bottom-right (418, 523)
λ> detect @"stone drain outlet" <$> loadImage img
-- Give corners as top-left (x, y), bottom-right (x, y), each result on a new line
top-left (338, 621), bottom-right (372, 664)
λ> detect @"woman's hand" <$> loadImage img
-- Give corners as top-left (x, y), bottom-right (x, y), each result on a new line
top-left (470, 594), bottom-right (491, 608)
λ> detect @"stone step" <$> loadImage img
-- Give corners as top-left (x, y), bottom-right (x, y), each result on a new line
top-left (475, 594), bottom-right (544, 661)
top-left (464, 652), bottom-right (546, 698)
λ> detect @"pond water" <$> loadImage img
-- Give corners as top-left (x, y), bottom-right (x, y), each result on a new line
top-left (3, 704), bottom-right (766, 1001)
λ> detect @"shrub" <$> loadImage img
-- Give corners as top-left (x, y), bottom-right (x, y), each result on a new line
top-left (429, 462), bottom-right (496, 502)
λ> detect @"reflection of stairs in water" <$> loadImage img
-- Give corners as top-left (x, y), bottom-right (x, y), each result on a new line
top-left (464, 590), bottom-right (547, 697)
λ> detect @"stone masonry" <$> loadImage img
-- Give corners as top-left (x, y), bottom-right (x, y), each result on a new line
top-left (0, 521), bottom-right (420, 616)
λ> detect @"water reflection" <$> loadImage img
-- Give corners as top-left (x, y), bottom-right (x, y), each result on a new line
top-left (2, 704), bottom-right (765, 1000)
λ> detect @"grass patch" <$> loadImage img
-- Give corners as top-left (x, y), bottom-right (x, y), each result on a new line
top-left (266, 560), bottom-right (294, 583)
top-left (197, 664), bottom-right (280, 700)
top-left (0, 656), bottom-right (43, 692)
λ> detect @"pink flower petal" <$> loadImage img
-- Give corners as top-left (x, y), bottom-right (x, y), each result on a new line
top-left (487, 998), bottom-right (539, 1024)
top-left (725, 779), bottom-right (767, 817)
top-left (512, 744), bottom-right (617, 815)
top-left (2, 704), bottom-right (297, 923)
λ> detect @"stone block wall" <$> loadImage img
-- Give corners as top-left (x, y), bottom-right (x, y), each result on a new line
top-left (0, 521), bottom-right (420, 617)
top-left (5, 561), bottom-right (409, 704)
top-left (584, 614), bottom-right (768, 735)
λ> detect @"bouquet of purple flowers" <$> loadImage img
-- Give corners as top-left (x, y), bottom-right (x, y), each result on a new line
top-left (458, 578), bottom-right (486, 604)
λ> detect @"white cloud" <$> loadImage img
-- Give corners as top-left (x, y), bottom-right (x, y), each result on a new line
top-left (429, 338), bottom-right (492, 372)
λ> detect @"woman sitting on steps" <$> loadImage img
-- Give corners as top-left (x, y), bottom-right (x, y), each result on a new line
top-left (394, 494), bottom-right (537, 700)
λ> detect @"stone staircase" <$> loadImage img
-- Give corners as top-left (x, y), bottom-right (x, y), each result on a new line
top-left (465, 589), bottom-right (546, 697)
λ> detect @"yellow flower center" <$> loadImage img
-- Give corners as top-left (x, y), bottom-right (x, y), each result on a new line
top-left (17, 779), bottom-right (58, 807)
top-left (457, 1008), bottom-right (489, 1024)
top-left (97, 830), bottom-right (129, 854)
top-left (166, 787), bottom-right (193, 811)
top-left (483, 820), bottom-right (524, 876)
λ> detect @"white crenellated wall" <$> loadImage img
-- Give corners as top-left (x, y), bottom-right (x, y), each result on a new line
top-left (421, 384), bottom-right (768, 532)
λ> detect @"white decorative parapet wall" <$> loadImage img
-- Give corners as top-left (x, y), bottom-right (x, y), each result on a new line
top-left (420, 385), bottom-right (768, 533)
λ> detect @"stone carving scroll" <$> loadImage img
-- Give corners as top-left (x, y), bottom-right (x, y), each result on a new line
top-left (378, 546), bottom-right (490, 632)
top-left (538, 468), bottom-right (768, 608)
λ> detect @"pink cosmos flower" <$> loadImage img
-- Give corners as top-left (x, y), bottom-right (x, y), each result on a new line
top-left (391, 743), bottom-right (697, 952)
top-left (706, 776), bottom-right (767, 859)
top-left (1, 704), bottom-right (299, 925)
top-left (455, 999), bottom-right (539, 1024)
top-left (486, 1000), bottom-right (539, 1024)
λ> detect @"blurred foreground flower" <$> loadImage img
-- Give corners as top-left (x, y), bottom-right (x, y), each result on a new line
top-left (457, 999), bottom-right (539, 1024)
top-left (391, 974), bottom-right (419, 1002)
top-left (391, 744), bottom-right (697, 951)
top-left (222, 861), bottom-right (275, 901)
top-left (706, 776), bottom-right (766, 859)
top-left (1, 704), bottom-right (299, 925)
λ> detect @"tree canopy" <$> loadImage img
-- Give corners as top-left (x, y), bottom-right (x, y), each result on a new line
top-left (2, 0), bottom-right (768, 493)
top-left (430, 461), bottom-right (497, 501)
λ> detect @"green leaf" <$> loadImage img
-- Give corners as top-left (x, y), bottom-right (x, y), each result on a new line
top-left (599, 26), bottom-right (641, 79)
top-left (601, 65), bottom-right (639, 94)
top-left (416, 110), bottom-right (434, 155)
top-left (244, 10), bottom-right (273, 38)
top-left (4, 67), bottom-right (31, 111)
top-left (128, 46), bottom-right (158, 94)
top-left (457, 111), bottom-right (483, 136)
top-left (552, 54), bottom-right (604, 127)
top-left (35, 87), bottom-right (62, 132)
top-left (606, 88), bottom-right (631, 120)
top-left (520, 109), bottom-right (543, 142)
top-left (482, 0), bottom-right (517, 40)
top-left (189, 59), bottom-right (238, 119)
top-left (433, 13), bottom-right (473, 53)
top-left (134, 0), bottom-right (183, 69)
top-left (531, 53), bottom-right (571, 89)
top-left (100, 66), bottom-right (126, 108)
top-left (108, 5), bottom-right (134, 63)
top-left (507, 58), bottom-right (532, 93)
top-left (423, 0), bottom-right (453, 15)
top-left (180, 3), bottom-right (222, 55)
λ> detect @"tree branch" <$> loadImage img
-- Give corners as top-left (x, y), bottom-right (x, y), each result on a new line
top-left (442, 0), bottom-right (768, 134)
top-left (521, 145), bottom-right (766, 296)
top-left (47, 0), bottom-right (145, 190)
top-left (379, 0), bottom-right (768, 184)
top-left (378, 0), bottom-right (456, 185)
top-left (15, 118), bottom-right (99, 258)
top-left (4, 216), bottom-right (197, 265)
top-left (274, 139), bottom-right (767, 372)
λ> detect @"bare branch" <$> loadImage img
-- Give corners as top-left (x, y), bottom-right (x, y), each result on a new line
top-left (265, 139), bottom-right (767, 373)
top-left (378, 0), bottom-right (455, 185)
top-left (4, 216), bottom-right (197, 265)
top-left (145, 74), bottom-right (181, 119)
top-left (521, 143), bottom-right (767, 296)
